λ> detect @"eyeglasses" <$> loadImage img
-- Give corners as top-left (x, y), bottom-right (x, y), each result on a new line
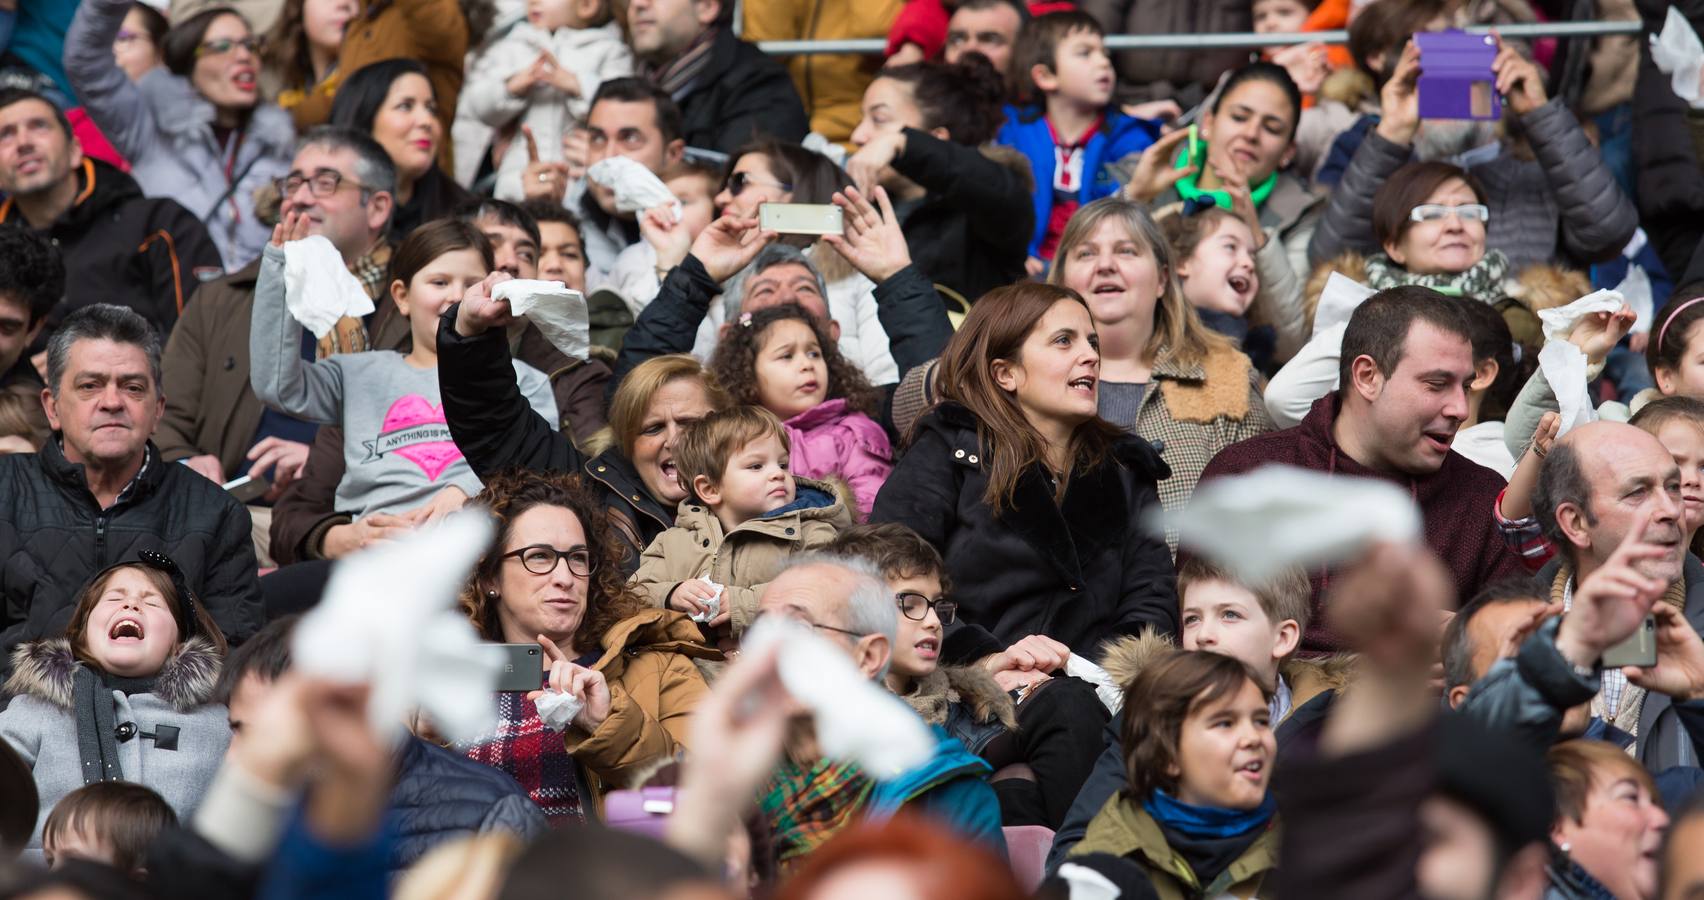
top-left (113, 29), bottom-right (151, 45)
top-left (727, 170), bottom-right (793, 197)
top-left (897, 592), bottom-right (957, 624)
top-left (195, 37), bottom-right (258, 58)
top-left (502, 544), bottom-right (597, 577)
top-left (276, 169), bottom-right (372, 199)
top-left (1409, 203), bottom-right (1489, 224)
top-left (748, 610), bottom-right (865, 640)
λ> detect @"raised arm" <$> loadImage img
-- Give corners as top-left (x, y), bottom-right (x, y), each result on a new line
top-left (62, 0), bottom-right (156, 159)
top-left (248, 239), bottom-right (349, 425)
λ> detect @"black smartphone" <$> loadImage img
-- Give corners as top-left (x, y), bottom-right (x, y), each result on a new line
top-left (492, 643), bottom-right (544, 692)
top-left (222, 474), bottom-right (272, 503)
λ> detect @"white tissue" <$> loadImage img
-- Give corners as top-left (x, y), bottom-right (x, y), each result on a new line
top-left (533, 689), bottom-right (584, 733)
top-left (1311, 271), bottom-right (1377, 338)
top-left (494, 279), bottom-right (589, 361)
top-left (587, 156), bottom-right (682, 220)
top-left (1652, 7), bottom-right (1704, 109)
top-left (1537, 289), bottom-right (1626, 343)
top-left (1056, 863), bottom-right (1122, 900)
top-left (801, 132), bottom-right (849, 169)
top-left (690, 580), bottom-right (724, 625)
top-left (1161, 465), bottom-right (1422, 583)
top-left (291, 512), bottom-right (504, 746)
top-left (1539, 340), bottom-right (1599, 437)
top-left (1614, 265), bottom-right (1654, 336)
top-left (283, 235), bottom-right (376, 339)
top-left (741, 616), bottom-right (934, 779)
top-left (1065, 654), bottom-right (1123, 716)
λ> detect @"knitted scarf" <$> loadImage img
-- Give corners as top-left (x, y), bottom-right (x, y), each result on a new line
top-left (1362, 249), bottom-right (1511, 302)
top-left (1143, 789), bottom-right (1276, 839)
top-left (73, 668), bottom-right (156, 786)
top-left (760, 758), bottom-right (873, 870)
top-left (643, 27), bottom-right (719, 99)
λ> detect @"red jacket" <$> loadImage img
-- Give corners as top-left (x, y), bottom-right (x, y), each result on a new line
top-left (1197, 395), bottom-right (1526, 652)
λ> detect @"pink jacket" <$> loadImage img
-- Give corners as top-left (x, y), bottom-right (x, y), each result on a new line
top-left (784, 398), bottom-right (893, 521)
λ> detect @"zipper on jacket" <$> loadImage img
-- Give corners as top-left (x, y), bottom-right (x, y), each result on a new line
top-left (94, 513), bottom-right (108, 565)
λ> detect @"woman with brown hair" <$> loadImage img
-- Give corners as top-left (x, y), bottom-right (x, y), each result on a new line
top-left (258, 0), bottom-right (354, 120)
top-left (870, 281), bottom-right (1176, 671)
top-left (456, 468), bottom-right (714, 825)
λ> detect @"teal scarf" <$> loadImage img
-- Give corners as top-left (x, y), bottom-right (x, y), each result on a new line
top-left (1143, 789), bottom-right (1276, 839)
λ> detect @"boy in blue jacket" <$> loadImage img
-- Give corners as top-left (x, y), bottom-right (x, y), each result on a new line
top-left (997, 11), bottom-right (1160, 275)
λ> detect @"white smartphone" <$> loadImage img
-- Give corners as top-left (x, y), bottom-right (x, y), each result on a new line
top-left (222, 474), bottom-right (271, 503)
top-left (759, 203), bottom-right (843, 236)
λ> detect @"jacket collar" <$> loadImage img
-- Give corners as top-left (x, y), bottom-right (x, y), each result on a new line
top-left (865, 725), bottom-right (992, 813)
top-left (898, 666), bottom-right (1016, 729)
top-left (0, 159), bottom-right (132, 230)
top-left (4, 636), bottom-right (224, 712)
top-left (587, 607), bottom-right (719, 672)
top-left (1074, 795), bottom-right (1281, 893)
top-left (39, 438), bottom-right (164, 508)
top-left (786, 397), bottom-right (851, 431)
top-left (668, 476), bottom-right (848, 541)
top-left (586, 446), bottom-right (673, 530)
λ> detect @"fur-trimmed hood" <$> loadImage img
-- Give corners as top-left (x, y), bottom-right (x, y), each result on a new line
top-left (899, 666), bottom-right (1017, 730)
top-left (1301, 252), bottom-right (1591, 336)
top-left (4, 637), bottom-right (224, 713)
top-left (1097, 629), bottom-right (1176, 691)
top-left (1096, 630), bottom-right (1356, 713)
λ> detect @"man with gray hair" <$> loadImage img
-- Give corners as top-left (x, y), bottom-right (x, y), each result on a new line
top-left (155, 127), bottom-right (397, 562)
top-left (752, 554), bottom-right (1005, 862)
top-left (0, 303), bottom-right (263, 668)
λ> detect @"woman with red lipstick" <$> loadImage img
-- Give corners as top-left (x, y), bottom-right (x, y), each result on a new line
top-left (331, 58), bottom-right (473, 243)
top-left (64, 0), bottom-right (296, 269)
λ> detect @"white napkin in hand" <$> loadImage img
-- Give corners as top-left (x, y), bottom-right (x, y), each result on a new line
top-left (587, 157), bottom-right (682, 220)
top-left (283, 235), bottom-right (375, 339)
top-left (291, 512), bottom-right (503, 746)
top-left (690, 580), bottom-right (724, 624)
top-left (1614, 265), bottom-right (1654, 336)
top-left (1311, 271), bottom-right (1377, 338)
top-left (1536, 289), bottom-right (1626, 343)
top-left (1065, 654), bottom-right (1123, 715)
top-left (534, 689), bottom-right (584, 733)
top-left (1653, 7), bottom-right (1704, 109)
top-left (494, 279), bottom-right (589, 361)
top-left (742, 616), bottom-right (934, 779)
top-left (1162, 465), bottom-right (1422, 583)
top-left (1540, 341), bottom-right (1599, 437)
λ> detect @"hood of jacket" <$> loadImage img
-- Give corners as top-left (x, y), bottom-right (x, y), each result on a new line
top-left (0, 158), bottom-right (145, 231)
top-left (668, 475), bottom-right (853, 540)
top-left (924, 401), bottom-right (1171, 484)
top-left (136, 68), bottom-right (296, 159)
top-left (1097, 630), bottom-right (1353, 710)
top-left (4, 636), bottom-right (223, 712)
top-left (899, 665), bottom-right (1017, 730)
top-left (589, 607), bottom-right (721, 672)
top-left (1098, 628), bottom-right (1177, 691)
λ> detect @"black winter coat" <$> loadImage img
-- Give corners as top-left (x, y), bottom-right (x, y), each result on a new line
top-left (0, 158), bottom-right (222, 337)
top-left (391, 736), bottom-right (548, 869)
top-left (890, 129), bottom-right (1033, 307)
top-left (0, 440), bottom-right (262, 665)
top-left (870, 402), bottom-right (1177, 664)
top-left (1630, 10), bottom-right (1704, 285)
top-left (675, 28), bottom-right (809, 155)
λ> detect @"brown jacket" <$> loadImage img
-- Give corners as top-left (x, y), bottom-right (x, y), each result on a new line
top-left (631, 477), bottom-right (851, 632)
top-left (561, 608), bottom-right (717, 803)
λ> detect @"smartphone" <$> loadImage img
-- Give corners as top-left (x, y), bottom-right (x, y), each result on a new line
top-left (492, 643), bottom-right (544, 692)
top-left (222, 474), bottom-right (272, 503)
top-left (759, 203), bottom-right (843, 236)
top-left (1602, 615), bottom-right (1658, 669)
top-left (1413, 30), bottom-right (1501, 120)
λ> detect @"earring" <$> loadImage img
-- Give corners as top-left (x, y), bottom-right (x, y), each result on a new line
top-left (1558, 842), bottom-right (1571, 854)
top-left (486, 589), bottom-right (498, 599)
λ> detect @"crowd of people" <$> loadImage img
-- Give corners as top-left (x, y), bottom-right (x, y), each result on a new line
top-left (0, 0), bottom-right (1700, 896)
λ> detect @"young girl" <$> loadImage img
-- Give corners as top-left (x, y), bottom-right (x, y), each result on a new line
top-left (251, 215), bottom-right (559, 524)
top-left (1065, 650), bottom-right (1280, 897)
top-left (709, 304), bottom-right (893, 519)
top-left (1159, 205), bottom-right (1268, 369)
top-left (0, 555), bottom-right (229, 856)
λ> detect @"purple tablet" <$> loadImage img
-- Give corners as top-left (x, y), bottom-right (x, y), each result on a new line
top-left (1415, 30), bottom-right (1501, 120)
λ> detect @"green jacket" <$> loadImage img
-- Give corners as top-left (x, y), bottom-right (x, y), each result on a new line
top-left (1069, 795), bottom-right (1280, 900)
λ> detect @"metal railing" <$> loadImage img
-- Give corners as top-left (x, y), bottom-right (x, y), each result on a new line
top-left (753, 20), bottom-right (1643, 56)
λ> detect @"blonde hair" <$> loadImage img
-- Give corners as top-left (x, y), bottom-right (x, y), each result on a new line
top-left (605, 355), bottom-right (733, 460)
top-left (392, 832), bottom-right (527, 900)
top-left (675, 406), bottom-right (791, 504)
top-left (1047, 197), bottom-right (1232, 369)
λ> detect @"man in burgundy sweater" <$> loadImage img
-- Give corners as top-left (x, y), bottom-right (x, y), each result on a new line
top-left (1198, 286), bottom-right (1526, 652)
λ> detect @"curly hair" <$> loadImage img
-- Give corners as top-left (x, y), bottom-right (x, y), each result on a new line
top-left (460, 469), bottom-right (646, 655)
top-left (0, 223), bottom-right (64, 326)
top-left (708, 304), bottom-right (883, 420)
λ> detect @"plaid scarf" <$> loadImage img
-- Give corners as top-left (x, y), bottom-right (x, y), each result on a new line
top-left (460, 692), bottom-right (586, 828)
top-left (760, 758), bottom-right (872, 870)
top-left (314, 240), bottom-right (390, 358)
top-left (642, 27), bottom-right (719, 99)
top-left (1362, 249), bottom-right (1511, 302)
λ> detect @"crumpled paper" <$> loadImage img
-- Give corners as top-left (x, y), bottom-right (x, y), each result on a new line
top-left (283, 235), bottom-right (375, 339)
top-left (801, 132), bottom-right (849, 169)
top-left (587, 156), bottom-right (682, 220)
top-left (1652, 7), bottom-right (1704, 110)
top-left (1055, 863), bottom-right (1121, 900)
top-left (742, 616), bottom-right (934, 779)
top-left (291, 512), bottom-right (503, 746)
top-left (1160, 465), bottom-right (1422, 583)
top-left (690, 579), bottom-right (724, 625)
top-left (1537, 288), bottom-right (1626, 343)
top-left (494, 279), bottom-right (589, 361)
top-left (1065, 655), bottom-right (1123, 715)
top-left (534, 689), bottom-right (584, 733)
top-left (1614, 256), bottom-right (1654, 336)
top-left (1540, 340), bottom-right (1599, 437)
top-left (1311, 271), bottom-right (1377, 338)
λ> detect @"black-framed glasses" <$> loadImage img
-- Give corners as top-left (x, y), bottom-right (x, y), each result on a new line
top-left (196, 37), bottom-right (258, 57)
top-left (276, 169), bottom-right (371, 199)
top-left (502, 544), bottom-right (596, 577)
top-left (727, 170), bottom-right (792, 197)
top-left (897, 592), bottom-right (957, 625)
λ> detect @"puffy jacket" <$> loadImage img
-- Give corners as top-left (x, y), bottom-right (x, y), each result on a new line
top-left (1079, 0), bottom-right (1250, 108)
top-left (741, 0), bottom-right (902, 145)
top-left (672, 28), bottom-right (810, 155)
top-left (782, 399), bottom-right (892, 519)
top-left (0, 441), bottom-right (263, 663)
top-left (1307, 99), bottom-right (1637, 272)
top-left (389, 736), bottom-right (548, 870)
top-left (63, 0), bottom-right (296, 270)
top-left (1, 637), bottom-right (230, 854)
top-left (870, 401), bottom-right (1178, 665)
top-left (1068, 795), bottom-right (1280, 900)
top-left (996, 107), bottom-right (1160, 261)
top-left (631, 480), bottom-right (853, 632)
top-left (889, 130), bottom-right (1034, 307)
top-left (0, 158), bottom-right (223, 337)
top-left (866, 725), bottom-right (1006, 855)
